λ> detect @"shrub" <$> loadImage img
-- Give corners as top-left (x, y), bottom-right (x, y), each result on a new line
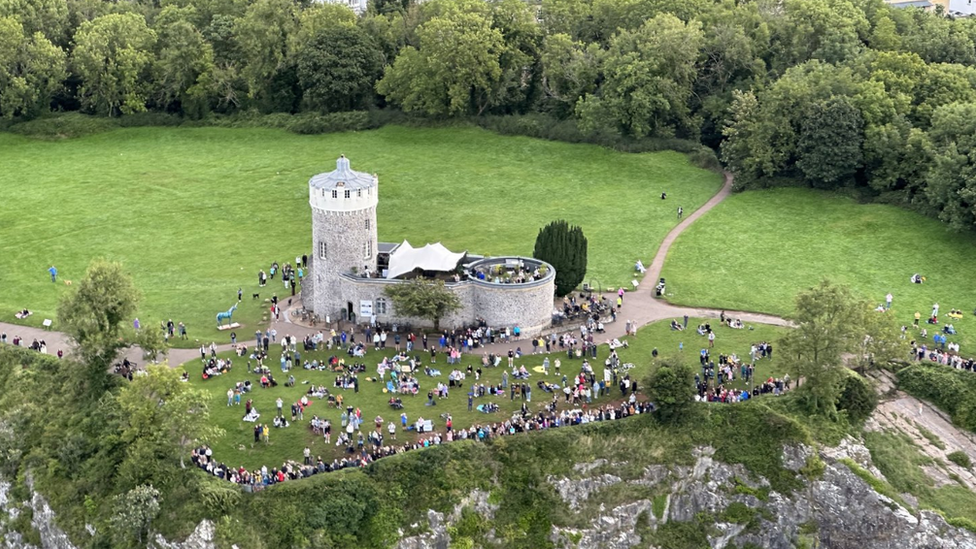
top-left (644, 361), bottom-right (696, 425)
top-left (10, 112), bottom-right (120, 139)
top-left (897, 365), bottom-right (976, 433)
top-left (947, 451), bottom-right (972, 469)
top-left (117, 112), bottom-right (182, 127)
top-left (947, 516), bottom-right (976, 534)
top-left (837, 372), bottom-right (877, 422)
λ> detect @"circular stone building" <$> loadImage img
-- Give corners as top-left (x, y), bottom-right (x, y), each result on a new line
top-left (304, 156), bottom-right (555, 335)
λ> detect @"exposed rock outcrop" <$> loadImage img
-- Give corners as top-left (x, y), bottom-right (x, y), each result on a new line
top-left (398, 442), bottom-right (976, 549)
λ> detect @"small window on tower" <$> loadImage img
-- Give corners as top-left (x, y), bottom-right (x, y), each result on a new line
top-left (332, 190), bottom-right (338, 199)
top-left (319, 241), bottom-right (327, 259)
top-left (364, 240), bottom-right (371, 258)
top-left (357, 190), bottom-right (362, 198)
top-left (344, 190), bottom-right (351, 199)
top-left (365, 218), bottom-right (370, 230)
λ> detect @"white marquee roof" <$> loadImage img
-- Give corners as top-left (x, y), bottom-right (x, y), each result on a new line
top-left (386, 241), bottom-right (465, 279)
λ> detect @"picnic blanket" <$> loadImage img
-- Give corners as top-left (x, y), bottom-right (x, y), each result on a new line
top-left (243, 410), bottom-right (260, 422)
top-left (386, 381), bottom-right (396, 392)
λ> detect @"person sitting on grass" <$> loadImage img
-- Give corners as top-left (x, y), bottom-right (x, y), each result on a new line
top-left (944, 324), bottom-right (957, 335)
top-left (671, 319), bottom-right (684, 331)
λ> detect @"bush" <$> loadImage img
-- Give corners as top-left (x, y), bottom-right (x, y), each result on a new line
top-left (286, 111), bottom-right (373, 134)
top-left (836, 372), bottom-right (877, 422)
top-left (947, 516), bottom-right (976, 534)
top-left (10, 112), bottom-right (120, 139)
top-left (644, 361), bottom-right (695, 425)
top-left (117, 112), bottom-right (182, 128)
top-left (897, 364), bottom-right (976, 433)
top-left (947, 451), bottom-right (972, 469)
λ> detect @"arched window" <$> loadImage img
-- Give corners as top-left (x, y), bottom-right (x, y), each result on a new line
top-left (331, 190), bottom-right (338, 199)
top-left (319, 241), bottom-right (327, 259)
top-left (344, 190), bottom-right (351, 199)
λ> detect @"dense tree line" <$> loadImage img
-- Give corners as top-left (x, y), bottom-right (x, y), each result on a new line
top-left (4, 0), bottom-right (976, 227)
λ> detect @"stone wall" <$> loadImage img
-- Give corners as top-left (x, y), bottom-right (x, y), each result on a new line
top-left (310, 205), bottom-right (377, 320)
top-left (335, 272), bottom-right (554, 336)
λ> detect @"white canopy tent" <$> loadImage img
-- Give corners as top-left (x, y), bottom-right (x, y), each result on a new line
top-left (385, 241), bottom-right (466, 279)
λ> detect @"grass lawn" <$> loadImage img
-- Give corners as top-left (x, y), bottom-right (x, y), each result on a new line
top-left (180, 318), bottom-right (789, 470)
top-left (661, 188), bottom-right (976, 351)
top-left (0, 125), bottom-right (721, 346)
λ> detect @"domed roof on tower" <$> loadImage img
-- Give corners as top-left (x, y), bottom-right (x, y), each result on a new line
top-left (309, 155), bottom-right (377, 191)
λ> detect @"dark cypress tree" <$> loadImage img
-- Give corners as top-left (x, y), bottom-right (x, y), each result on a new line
top-left (533, 220), bottom-right (587, 297)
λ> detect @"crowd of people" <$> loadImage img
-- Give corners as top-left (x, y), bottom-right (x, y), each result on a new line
top-left (190, 398), bottom-right (655, 490)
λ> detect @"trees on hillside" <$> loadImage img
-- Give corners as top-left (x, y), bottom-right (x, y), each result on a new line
top-left (533, 219), bottom-right (587, 297)
top-left (297, 24), bottom-right (384, 112)
top-left (376, 6), bottom-right (506, 116)
top-left (0, 0), bottom-right (973, 228)
top-left (57, 259), bottom-right (141, 395)
top-left (73, 13), bottom-right (156, 115)
top-left (577, 14), bottom-right (703, 138)
top-left (780, 280), bottom-right (903, 419)
top-left (0, 16), bottom-right (66, 119)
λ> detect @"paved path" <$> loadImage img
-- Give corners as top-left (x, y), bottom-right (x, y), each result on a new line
top-left (0, 171), bottom-right (791, 367)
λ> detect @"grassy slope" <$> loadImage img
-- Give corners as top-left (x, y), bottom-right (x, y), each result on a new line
top-left (0, 125), bottom-right (721, 345)
top-left (182, 318), bottom-right (789, 470)
top-left (661, 187), bottom-right (976, 350)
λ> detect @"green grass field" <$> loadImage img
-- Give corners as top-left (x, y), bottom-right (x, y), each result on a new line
top-left (0, 125), bottom-right (721, 345)
top-left (661, 188), bottom-right (976, 351)
top-left (180, 318), bottom-right (789, 470)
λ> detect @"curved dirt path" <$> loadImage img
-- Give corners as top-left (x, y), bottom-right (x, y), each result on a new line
top-left (0, 171), bottom-right (790, 365)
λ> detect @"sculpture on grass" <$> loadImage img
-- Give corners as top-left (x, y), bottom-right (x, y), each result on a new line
top-left (216, 303), bottom-right (238, 327)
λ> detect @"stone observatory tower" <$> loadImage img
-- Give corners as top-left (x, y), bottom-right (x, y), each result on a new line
top-left (307, 155), bottom-right (378, 320)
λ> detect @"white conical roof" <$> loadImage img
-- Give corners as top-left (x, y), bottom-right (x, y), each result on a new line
top-left (309, 155), bottom-right (376, 191)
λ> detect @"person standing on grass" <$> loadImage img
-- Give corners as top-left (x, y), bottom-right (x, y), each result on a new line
top-left (886, 293), bottom-right (893, 310)
top-left (48, 266), bottom-right (57, 283)
top-left (914, 311), bottom-right (921, 327)
top-left (677, 206), bottom-right (683, 219)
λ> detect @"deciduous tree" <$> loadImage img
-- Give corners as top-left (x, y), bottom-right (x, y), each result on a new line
top-left (384, 279), bottom-right (462, 331)
top-left (376, 9), bottom-right (505, 116)
top-left (153, 6), bottom-right (215, 116)
top-left (296, 24), bottom-right (384, 113)
top-left (72, 12), bottom-right (156, 115)
top-left (0, 17), bottom-right (66, 119)
top-left (781, 280), bottom-right (900, 419)
top-left (577, 14), bottom-right (703, 138)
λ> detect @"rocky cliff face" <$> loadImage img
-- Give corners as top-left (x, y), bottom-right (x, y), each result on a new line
top-left (3, 440), bottom-right (974, 549)
top-left (0, 477), bottom-right (217, 549)
top-left (398, 441), bottom-right (976, 549)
